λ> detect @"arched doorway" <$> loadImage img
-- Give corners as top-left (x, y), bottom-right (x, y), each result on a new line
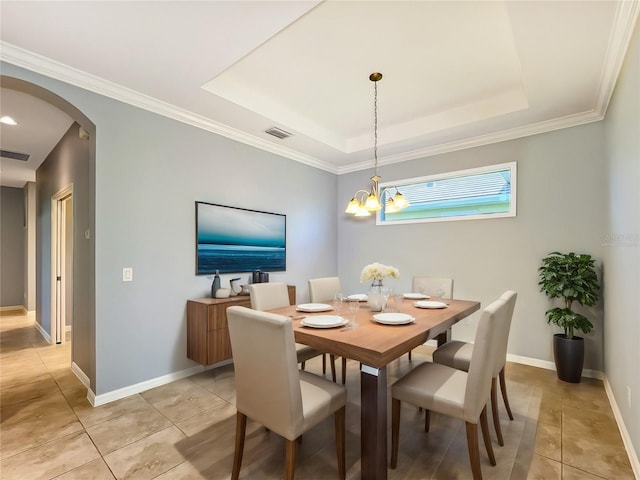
top-left (1, 75), bottom-right (97, 393)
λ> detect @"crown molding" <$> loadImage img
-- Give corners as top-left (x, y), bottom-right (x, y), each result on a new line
top-left (595, 0), bottom-right (640, 114)
top-left (338, 109), bottom-right (604, 175)
top-left (2, 0), bottom-right (637, 181)
top-left (0, 41), bottom-right (339, 175)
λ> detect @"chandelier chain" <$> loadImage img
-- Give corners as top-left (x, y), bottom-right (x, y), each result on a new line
top-left (373, 79), bottom-right (378, 174)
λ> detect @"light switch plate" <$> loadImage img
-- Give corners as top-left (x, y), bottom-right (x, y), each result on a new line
top-left (122, 268), bottom-right (133, 282)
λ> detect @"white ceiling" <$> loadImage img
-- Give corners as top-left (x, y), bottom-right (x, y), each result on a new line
top-left (1, 1), bottom-right (638, 188)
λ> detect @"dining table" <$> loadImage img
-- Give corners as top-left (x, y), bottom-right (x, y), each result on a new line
top-left (268, 296), bottom-right (481, 480)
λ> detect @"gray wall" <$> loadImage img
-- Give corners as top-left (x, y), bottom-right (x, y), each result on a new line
top-left (94, 100), bottom-right (337, 394)
top-left (338, 122), bottom-right (607, 372)
top-left (1, 186), bottom-right (25, 307)
top-left (36, 122), bottom-right (91, 377)
top-left (603, 17), bottom-right (640, 460)
top-left (2, 62), bottom-right (338, 396)
top-left (24, 182), bottom-right (36, 312)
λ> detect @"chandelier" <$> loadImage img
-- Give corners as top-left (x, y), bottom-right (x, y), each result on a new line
top-left (345, 73), bottom-right (409, 217)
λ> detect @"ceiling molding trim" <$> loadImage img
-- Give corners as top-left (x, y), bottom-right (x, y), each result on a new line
top-left (0, 42), bottom-right (338, 175)
top-left (338, 109), bottom-right (604, 175)
top-left (594, 0), bottom-right (640, 115)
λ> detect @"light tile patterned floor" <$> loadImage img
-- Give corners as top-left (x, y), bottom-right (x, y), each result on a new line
top-left (0, 310), bottom-right (635, 479)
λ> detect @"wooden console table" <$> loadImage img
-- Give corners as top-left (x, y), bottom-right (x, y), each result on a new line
top-left (187, 285), bottom-right (296, 366)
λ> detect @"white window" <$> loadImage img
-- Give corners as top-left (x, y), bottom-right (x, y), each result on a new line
top-left (378, 162), bottom-right (516, 225)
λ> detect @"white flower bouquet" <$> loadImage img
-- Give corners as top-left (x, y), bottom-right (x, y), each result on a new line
top-left (360, 262), bottom-right (400, 283)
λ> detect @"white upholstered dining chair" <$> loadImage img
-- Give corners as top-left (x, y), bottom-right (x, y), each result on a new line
top-left (227, 306), bottom-right (347, 480)
top-left (411, 276), bottom-right (454, 298)
top-left (390, 295), bottom-right (511, 480)
top-left (308, 277), bottom-right (347, 384)
top-left (249, 282), bottom-right (329, 372)
top-left (432, 290), bottom-right (518, 446)
top-left (408, 276), bottom-right (454, 360)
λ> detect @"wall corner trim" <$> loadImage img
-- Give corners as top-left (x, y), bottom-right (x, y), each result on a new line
top-left (603, 376), bottom-right (640, 478)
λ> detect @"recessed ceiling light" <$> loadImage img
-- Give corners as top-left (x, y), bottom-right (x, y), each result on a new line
top-left (0, 116), bottom-right (18, 126)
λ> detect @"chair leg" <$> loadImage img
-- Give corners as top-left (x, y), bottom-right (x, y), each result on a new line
top-left (499, 367), bottom-right (514, 420)
top-left (480, 406), bottom-right (496, 466)
top-left (285, 438), bottom-right (297, 480)
top-left (334, 407), bottom-right (346, 480)
top-left (301, 361), bottom-right (306, 371)
top-left (330, 354), bottom-right (337, 382)
top-left (465, 422), bottom-right (483, 480)
top-left (390, 398), bottom-right (401, 469)
top-left (491, 377), bottom-right (504, 446)
top-left (232, 412), bottom-right (247, 480)
top-left (424, 409), bottom-right (431, 432)
top-left (408, 349), bottom-right (412, 361)
top-left (341, 357), bottom-right (347, 384)
top-left (322, 354), bottom-right (327, 375)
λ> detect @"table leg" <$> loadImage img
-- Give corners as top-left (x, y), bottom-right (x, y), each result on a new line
top-left (360, 364), bottom-right (388, 480)
top-left (436, 328), bottom-right (451, 347)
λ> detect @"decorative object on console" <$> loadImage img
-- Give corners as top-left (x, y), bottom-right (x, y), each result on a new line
top-left (229, 277), bottom-right (242, 296)
top-left (196, 202), bottom-right (286, 274)
top-left (215, 288), bottom-right (231, 299)
top-left (211, 270), bottom-right (221, 298)
top-left (345, 72), bottom-right (409, 217)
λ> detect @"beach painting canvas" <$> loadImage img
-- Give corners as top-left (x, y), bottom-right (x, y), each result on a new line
top-left (196, 202), bottom-right (286, 274)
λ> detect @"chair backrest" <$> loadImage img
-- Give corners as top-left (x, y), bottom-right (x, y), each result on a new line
top-left (494, 290), bottom-right (517, 374)
top-left (227, 305), bottom-right (304, 439)
top-left (249, 282), bottom-right (291, 311)
top-left (411, 276), bottom-right (454, 298)
top-left (308, 277), bottom-right (341, 303)
top-left (463, 296), bottom-right (509, 422)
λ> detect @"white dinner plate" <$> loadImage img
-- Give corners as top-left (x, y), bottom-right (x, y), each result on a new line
top-left (347, 294), bottom-right (368, 302)
top-left (301, 315), bottom-right (348, 328)
top-left (372, 313), bottom-right (415, 325)
top-left (296, 303), bottom-right (333, 312)
top-left (403, 293), bottom-right (430, 300)
top-left (414, 300), bottom-right (448, 309)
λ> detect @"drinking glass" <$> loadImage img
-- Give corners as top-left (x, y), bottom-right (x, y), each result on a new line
top-left (434, 285), bottom-right (446, 301)
top-left (334, 291), bottom-right (344, 316)
top-left (348, 298), bottom-right (360, 329)
top-left (387, 293), bottom-right (402, 313)
top-left (381, 287), bottom-right (391, 312)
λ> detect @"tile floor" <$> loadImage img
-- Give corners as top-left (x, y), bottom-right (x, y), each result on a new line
top-left (0, 310), bottom-right (635, 479)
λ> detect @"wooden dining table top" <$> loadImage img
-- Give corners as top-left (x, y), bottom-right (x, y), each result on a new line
top-left (268, 298), bottom-right (481, 369)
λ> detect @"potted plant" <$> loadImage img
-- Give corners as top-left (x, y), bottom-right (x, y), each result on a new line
top-left (538, 252), bottom-right (600, 383)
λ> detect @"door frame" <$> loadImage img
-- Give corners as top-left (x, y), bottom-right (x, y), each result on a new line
top-left (50, 184), bottom-right (73, 345)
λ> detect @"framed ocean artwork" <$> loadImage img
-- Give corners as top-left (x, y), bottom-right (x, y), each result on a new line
top-left (195, 201), bottom-right (286, 274)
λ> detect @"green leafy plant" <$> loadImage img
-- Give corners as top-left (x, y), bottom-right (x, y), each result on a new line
top-left (538, 252), bottom-right (600, 339)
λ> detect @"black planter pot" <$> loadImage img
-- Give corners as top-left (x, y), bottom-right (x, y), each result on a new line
top-left (553, 334), bottom-right (584, 383)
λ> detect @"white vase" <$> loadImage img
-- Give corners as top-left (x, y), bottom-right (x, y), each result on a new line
top-left (367, 280), bottom-right (386, 312)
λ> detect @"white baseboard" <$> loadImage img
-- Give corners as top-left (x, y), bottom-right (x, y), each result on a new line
top-left (506, 353), bottom-right (603, 380)
top-left (603, 377), bottom-right (640, 478)
top-left (0, 305), bottom-right (27, 314)
top-left (92, 364), bottom-right (205, 407)
top-left (34, 320), bottom-right (51, 343)
top-left (71, 362), bottom-right (90, 388)
top-left (204, 358), bottom-right (233, 371)
top-left (70, 362), bottom-right (99, 407)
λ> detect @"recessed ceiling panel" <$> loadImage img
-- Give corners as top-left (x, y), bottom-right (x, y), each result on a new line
top-left (203, 1), bottom-right (528, 153)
